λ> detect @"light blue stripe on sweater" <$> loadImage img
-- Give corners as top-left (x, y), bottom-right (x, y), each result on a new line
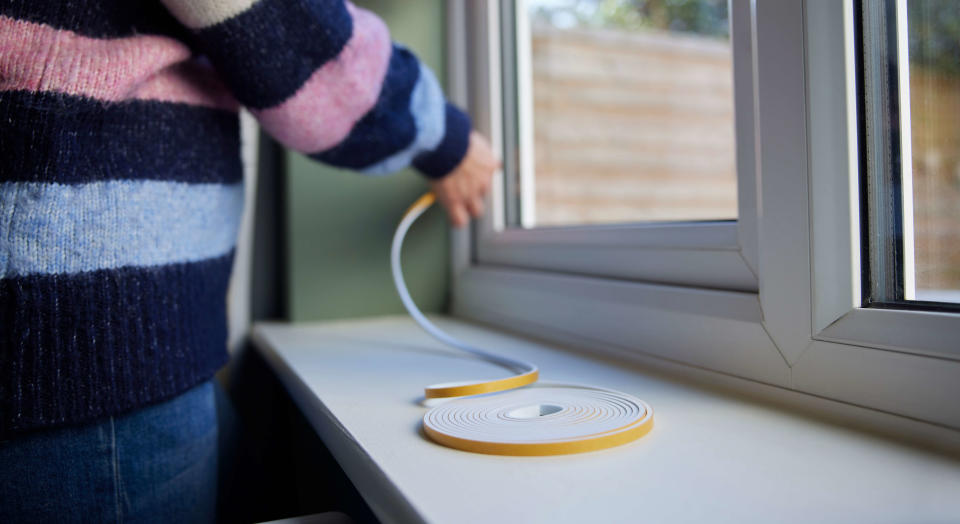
top-left (0, 180), bottom-right (244, 278)
top-left (362, 62), bottom-right (446, 175)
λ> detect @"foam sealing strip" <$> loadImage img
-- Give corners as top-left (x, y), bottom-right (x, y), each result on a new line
top-left (392, 193), bottom-right (654, 456)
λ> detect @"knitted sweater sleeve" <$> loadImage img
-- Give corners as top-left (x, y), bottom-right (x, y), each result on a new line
top-left (159, 0), bottom-right (471, 179)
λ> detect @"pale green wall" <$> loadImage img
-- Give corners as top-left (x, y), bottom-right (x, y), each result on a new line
top-left (286, 0), bottom-right (449, 322)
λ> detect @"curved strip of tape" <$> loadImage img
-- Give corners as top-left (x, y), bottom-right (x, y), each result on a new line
top-left (423, 369), bottom-right (540, 399)
top-left (392, 193), bottom-right (540, 399)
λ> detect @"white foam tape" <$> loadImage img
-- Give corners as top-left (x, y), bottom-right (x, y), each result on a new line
top-left (392, 194), bottom-right (654, 456)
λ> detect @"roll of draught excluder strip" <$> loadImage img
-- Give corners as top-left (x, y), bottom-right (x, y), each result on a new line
top-left (423, 384), bottom-right (654, 456)
top-left (391, 192), bottom-right (653, 456)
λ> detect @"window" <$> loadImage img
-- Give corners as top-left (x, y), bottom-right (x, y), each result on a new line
top-left (448, 0), bottom-right (960, 435)
top-left (762, 0), bottom-right (960, 427)
top-left (505, 0), bottom-right (737, 227)
top-left (465, 0), bottom-right (758, 291)
top-left (860, 0), bottom-right (960, 307)
top-left (794, 0), bottom-right (960, 364)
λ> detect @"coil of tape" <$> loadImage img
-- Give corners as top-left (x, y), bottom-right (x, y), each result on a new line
top-left (423, 385), bottom-right (653, 456)
top-left (392, 193), bottom-right (654, 456)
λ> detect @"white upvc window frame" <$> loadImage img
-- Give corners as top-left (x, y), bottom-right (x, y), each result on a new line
top-left (760, 0), bottom-right (960, 429)
top-left (464, 0), bottom-right (759, 292)
top-left (805, 0), bottom-right (956, 360)
top-left (446, 0), bottom-right (960, 434)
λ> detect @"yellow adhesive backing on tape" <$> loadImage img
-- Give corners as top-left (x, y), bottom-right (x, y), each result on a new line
top-left (392, 193), bottom-right (653, 456)
top-left (424, 369), bottom-right (539, 399)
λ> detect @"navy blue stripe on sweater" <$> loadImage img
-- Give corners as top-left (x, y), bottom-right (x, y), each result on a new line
top-left (0, 0), bottom-right (189, 39)
top-left (194, 0), bottom-right (353, 109)
top-left (0, 91), bottom-right (241, 185)
top-left (414, 103), bottom-right (473, 179)
top-left (310, 45), bottom-right (420, 169)
top-left (0, 253), bottom-right (233, 438)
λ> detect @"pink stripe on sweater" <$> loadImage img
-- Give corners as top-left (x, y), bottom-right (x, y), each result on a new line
top-left (0, 16), bottom-right (237, 110)
top-left (133, 61), bottom-right (239, 111)
top-left (251, 4), bottom-right (391, 153)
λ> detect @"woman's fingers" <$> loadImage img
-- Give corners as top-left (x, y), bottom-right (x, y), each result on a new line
top-left (466, 195), bottom-right (484, 218)
top-left (449, 202), bottom-right (470, 228)
top-left (428, 131), bottom-right (498, 228)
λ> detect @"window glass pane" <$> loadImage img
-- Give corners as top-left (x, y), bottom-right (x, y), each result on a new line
top-left (860, 0), bottom-right (960, 307)
top-left (510, 0), bottom-right (737, 227)
top-left (907, 0), bottom-right (960, 303)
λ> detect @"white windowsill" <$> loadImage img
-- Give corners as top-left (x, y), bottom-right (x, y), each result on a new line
top-left (252, 316), bottom-right (960, 524)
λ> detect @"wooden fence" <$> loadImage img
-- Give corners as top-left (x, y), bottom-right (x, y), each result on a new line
top-left (909, 68), bottom-right (960, 292)
top-left (529, 26), bottom-right (737, 225)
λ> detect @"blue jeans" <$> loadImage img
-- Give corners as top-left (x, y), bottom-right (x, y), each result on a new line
top-left (0, 381), bottom-right (218, 523)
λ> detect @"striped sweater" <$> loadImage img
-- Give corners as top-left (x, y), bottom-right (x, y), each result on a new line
top-left (0, 0), bottom-right (471, 437)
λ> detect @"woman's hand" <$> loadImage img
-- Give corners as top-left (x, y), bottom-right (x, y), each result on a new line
top-left (429, 131), bottom-right (499, 228)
